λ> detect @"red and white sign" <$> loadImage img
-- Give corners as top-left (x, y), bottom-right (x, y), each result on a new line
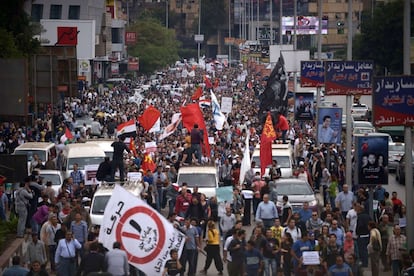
top-left (99, 185), bottom-right (185, 274)
top-left (125, 32), bottom-right (137, 45)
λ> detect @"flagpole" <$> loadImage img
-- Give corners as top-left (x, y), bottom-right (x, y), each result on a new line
top-left (198, 0), bottom-right (202, 61)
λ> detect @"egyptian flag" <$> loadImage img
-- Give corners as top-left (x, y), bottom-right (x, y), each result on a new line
top-left (138, 106), bottom-right (161, 132)
top-left (60, 128), bottom-right (74, 144)
top-left (116, 120), bottom-right (137, 138)
top-left (180, 103), bottom-right (211, 157)
top-left (247, 80), bottom-right (253, 90)
top-left (260, 112), bottom-right (277, 176)
top-left (141, 152), bottom-right (156, 173)
top-left (191, 86), bottom-right (203, 100)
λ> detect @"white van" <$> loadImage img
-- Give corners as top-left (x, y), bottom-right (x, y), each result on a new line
top-left (90, 182), bottom-right (143, 227)
top-left (252, 143), bottom-right (294, 177)
top-left (177, 166), bottom-right (219, 199)
top-left (13, 142), bottom-right (57, 173)
top-left (86, 139), bottom-right (115, 159)
top-left (62, 143), bottom-right (105, 178)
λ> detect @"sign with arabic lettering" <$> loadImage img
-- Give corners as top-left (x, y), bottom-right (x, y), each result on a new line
top-left (355, 134), bottom-right (389, 185)
top-left (325, 61), bottom-right (373, 95)
top-left (99, 185), bottom-right (185, 274)
top-left (300, 61), bottom-right (324, 87)
top-left (373, 76), bottom-right (414, 126)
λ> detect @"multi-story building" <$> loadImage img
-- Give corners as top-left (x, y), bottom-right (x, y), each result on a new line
top-left (24, 0), bottom-right (128, 84)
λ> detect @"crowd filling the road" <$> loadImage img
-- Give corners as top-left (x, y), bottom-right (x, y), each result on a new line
top-left (0, 62), bottom-right (413, 276)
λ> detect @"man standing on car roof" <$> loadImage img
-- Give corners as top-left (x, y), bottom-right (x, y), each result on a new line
top-left (111, 136), bottom-right (130, 182)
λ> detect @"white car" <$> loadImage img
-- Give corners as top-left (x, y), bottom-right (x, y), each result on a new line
top-left (351, 104), bottom-right (369, 120)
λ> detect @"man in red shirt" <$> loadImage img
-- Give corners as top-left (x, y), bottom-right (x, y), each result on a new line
top-left (391, 191), bottom-right (403, 218)
top-left (275, 112), bottom-right (289, 144)
top-left (175, 183), bottom-right (192, 218)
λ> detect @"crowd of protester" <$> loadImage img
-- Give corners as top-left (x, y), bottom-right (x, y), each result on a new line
top-left (0, 60), bottom-right (413, 276)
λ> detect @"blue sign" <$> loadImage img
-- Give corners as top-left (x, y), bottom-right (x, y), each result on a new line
top-left (300, 61), bottom-right (324, 87)
top-left (325, 61), bottom-right (373, 95)
top-left (355, 134), bottom-right (389, 185)
top-left (373, 76), bottom-right (414, 127)
top-left (317, 107), bottom-right (342, 145)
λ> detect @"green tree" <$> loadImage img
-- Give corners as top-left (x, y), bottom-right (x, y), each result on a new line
top-left (127, 18), bottom-right (180, 74)
top-left (0, 0), bottom-right (39, 57)
top-left (353, 1), bottom-right (412, 75)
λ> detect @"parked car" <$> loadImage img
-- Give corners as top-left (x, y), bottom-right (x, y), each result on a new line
top-left (396, 153), bottom-right (414, 185)
top-left (274, 178), bottom-right (318, 214)
top-left (388, 142), bottom-right (405, 172)
top-left (351, 104), bottom-right (369, 120)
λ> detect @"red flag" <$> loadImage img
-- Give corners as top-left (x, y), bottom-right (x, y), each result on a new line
top-left (138, 106), bottom-right (161, 132)
top-left (203, 75), bottom-right (212, 89)
top-left (247, 80), bottom-right (253, 90)
top-left (141, 153), bottom-right (156, 173)
top-left (260, 112), bottom-right (276, 175)
top-left (180, 103), bottom-right (211, 157)
top-left (191, 86), bottom-right (203, 100)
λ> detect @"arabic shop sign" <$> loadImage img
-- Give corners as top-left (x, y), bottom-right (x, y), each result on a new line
top-left (325, 61), bottom-right (373, 95)
top-left (300, 61), bottom-right (324, 87)
top-left (373, 76), bottom-right (414, 127)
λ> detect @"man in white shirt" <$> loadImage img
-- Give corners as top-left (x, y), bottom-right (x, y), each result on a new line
top-left (282, 218), bottom-right (302, 243)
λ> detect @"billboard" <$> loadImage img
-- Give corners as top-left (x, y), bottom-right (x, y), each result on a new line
top-left (317, 107), bottom-right (342, 145)
top-left (301, 61), bottom-right (324, 87)
top-left (282, 16), bottom-right (328, 35)
top-left (373, 76), bottom-right (414, 127)
top-left (325, 61), bottom-right (373, 95)
top-left (295, 92), bottom-right (314, 121)
top-left (355, 134), bottom-right (389, 185)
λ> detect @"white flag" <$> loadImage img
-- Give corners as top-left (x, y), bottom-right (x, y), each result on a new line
top-left (99, 185), bottom-right (185, 275)
top-left (239, 133), bottom-right (251, 185)
top-left (210, 90), bottom-right (226, 130)
top-left (159, 113), bottom-right (182, 140)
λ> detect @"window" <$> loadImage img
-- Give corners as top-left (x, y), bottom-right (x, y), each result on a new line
top-left (111, 28), bottom-right (122, 43)
top-left (68, 5), bottom-right (80, 20)
top-left (50, 5), bottom-right (62, 19)
top-left (31, 4), bottom-right (43, 22)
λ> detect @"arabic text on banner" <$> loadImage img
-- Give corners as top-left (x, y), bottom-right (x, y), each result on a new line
top-left (98, 185), bottom-right (185, 274)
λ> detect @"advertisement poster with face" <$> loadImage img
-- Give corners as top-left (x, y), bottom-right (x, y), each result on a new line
top-left (317, 107), bottom-right (342, 145)
top-left (355, 135), bottom-right (389, 185)
top-left (295, 92), bottom-right (314, 121)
